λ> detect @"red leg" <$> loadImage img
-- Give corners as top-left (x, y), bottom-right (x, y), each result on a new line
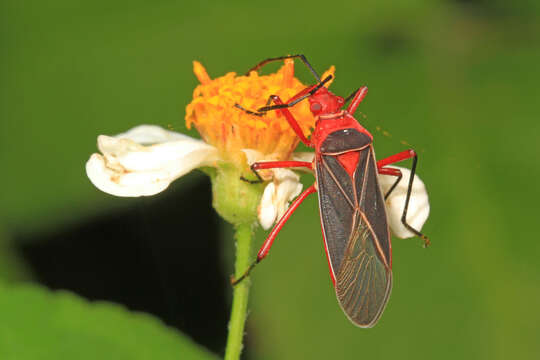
top-left (378, 167), bottom-right (403, 200)
top-left (254, 76), bottom-right (333, 146)
top-left (286, 84), bottom-right (319, 104)
top-left (252, 160), bottom-right (312, 171)
top-left (231, 184), bottom-right (317, 285)
top-left (237, 74), bottom-right (333, 147)
top-left (377, 149), bottom-right (416, 168)
top-left (242, 160), bottom-right (313, 184)
top-left (257, 184), bottom-right (317, 260)
top-left (377, 167), bottom-right (401, 176)
top-left (346, 86), bottom-right (368, 115)
top-left (376, 149), bottom-right (415, 199)
top-left (377, 149), bottom-right (416, 199)
top-left (265, 95), bottom-right (312, 146)
top-left (234, 88), bottom-right (316, 146)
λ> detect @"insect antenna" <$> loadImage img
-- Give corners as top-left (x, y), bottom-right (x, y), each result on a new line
top-left (344, 88), bottom-right (360, 105)
top-left (257, 74), bottom-right (333, 113)
top-left (245, 54), bottom-right (321, 82)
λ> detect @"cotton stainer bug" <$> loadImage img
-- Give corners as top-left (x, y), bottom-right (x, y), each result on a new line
top-left (232, 55), bottom-right (430, 327)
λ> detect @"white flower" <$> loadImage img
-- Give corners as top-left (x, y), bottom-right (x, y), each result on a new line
top-left (242, 149), bottom-right (307, 230)
top-left (86, 125), bottom-right (220, 197)
top-left (86, 125), bottom-right (307, 230)
top-left (86, 125), bottom-right (429, 237)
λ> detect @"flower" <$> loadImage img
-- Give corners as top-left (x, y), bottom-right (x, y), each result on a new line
top-left (243, 149), bottom-right (313, 230)
top-left (86, 125), bottom-right (220, 197)
top-left (87, 60), bottom-right (333, 226)
top-left (85, 60), bottom-right (429, 236)
top-left (185, 59), bottom-right (334, 166)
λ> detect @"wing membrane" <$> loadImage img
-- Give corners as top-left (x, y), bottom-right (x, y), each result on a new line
top-left (335, 211), bottom-right (392, 327)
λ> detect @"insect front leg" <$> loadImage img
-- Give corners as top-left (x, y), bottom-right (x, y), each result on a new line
top-left (231, 184), bottom-right (317, 286)
top-left (240, 160), bottom-right (313, 184)
top-left (377, 149), bottom-right (430, 247)
top-left (235, 74), bottom-right (332, 146)
top-left (236, 92), bottom-right (313, 146)
top-left (234, 94), bottom-right (277, 117)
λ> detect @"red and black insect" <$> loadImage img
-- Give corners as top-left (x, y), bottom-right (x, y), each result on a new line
top-left (233, 55), bottom-right (429, 327)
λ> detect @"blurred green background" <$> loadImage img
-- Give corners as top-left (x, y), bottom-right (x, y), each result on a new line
top-left (2, 0), bottom-right (540, 359)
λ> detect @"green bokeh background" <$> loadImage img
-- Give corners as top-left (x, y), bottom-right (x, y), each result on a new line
top-left (2, 0), bottom-right (540, 359)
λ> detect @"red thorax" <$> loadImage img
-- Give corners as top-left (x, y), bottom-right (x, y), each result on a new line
top-left (308, 87), bottom-right (372, 150)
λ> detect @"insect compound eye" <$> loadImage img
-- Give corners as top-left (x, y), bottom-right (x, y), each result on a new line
top-left (310, 102), bottom-right (322, 113)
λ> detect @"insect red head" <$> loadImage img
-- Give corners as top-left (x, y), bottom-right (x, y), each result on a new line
top-left (308, 87), bottom-right (345, 116)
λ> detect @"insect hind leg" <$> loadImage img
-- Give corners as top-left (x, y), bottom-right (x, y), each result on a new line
top-left (378, 167), bottom-right (403, 200)
top-left (231, 184), bottom-right (317, 286)
top-left (401, 154), bottom-right (430, 247)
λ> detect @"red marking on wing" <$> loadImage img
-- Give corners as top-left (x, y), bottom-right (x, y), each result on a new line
top-left (336, 151), bottom-right (360, 177)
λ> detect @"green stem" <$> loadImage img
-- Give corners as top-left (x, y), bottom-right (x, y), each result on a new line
top-left (224, 223), bottom-right (253, 360)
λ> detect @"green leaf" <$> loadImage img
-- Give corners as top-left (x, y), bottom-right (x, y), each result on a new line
top-left (0, 282), bottom-right (216, 360)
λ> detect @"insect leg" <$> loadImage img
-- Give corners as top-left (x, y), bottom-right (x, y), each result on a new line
top-left (231, 184), bottom-right (317, 286)
top-left (261, 95), bottom-right (313, 145)
top-left (377, 149), bottom-right (415, 168)
top-left (377, 150), bottom-right (430, 247)
top-left (234, 94), bottom-right (278, 117)
top-left (377, 167), bottom-right (402, 200)
top-left (245, 54), bottom-right (321, 82)
top-left (240, 74), bottom-right (332, 120)
top-left (240, 160), bottom-right (313, 184)
top-left (235, 77), bottom-right (330, 146)
top-left (233, 103), bottom-right (265, 117)
top-left (252, 160), bottom-right (313, 171)
top-left (235, 73), bottom-right (332, 146)
top-left (248, 75), bottom-right (331, 146)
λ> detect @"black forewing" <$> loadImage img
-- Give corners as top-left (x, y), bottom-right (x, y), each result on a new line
top-left (316, 146), bottom-right (392, 327)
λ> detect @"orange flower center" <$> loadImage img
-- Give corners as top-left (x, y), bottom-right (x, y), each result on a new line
top-left (185, 59), bottom-right (335, 166)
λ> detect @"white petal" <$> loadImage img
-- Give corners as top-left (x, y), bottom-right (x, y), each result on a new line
top-left (257, 168), bottom-right (303, 230)
top-left (86, 125), bottom-right (220, 197)
top-left (114, 124), bottom-right (196, 144)
top-left (86, 154), bottom-right (171, 197)
top-left (378, 166), bottom-right (430, 239)
top-left (258, 182), bottom-right (278, 230)
top-left (291, 152), bottom-right (315, 163)
top-left (241, 149), bottom-right (265, 166)
top-left (291, 152), bottom-right (315, 173)
top-left (240, 149), bottom-right (306, 230)
top-left (97, 135), bottom-right (217, 172)
top-left (273, 169), bottom-right (303, 222)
